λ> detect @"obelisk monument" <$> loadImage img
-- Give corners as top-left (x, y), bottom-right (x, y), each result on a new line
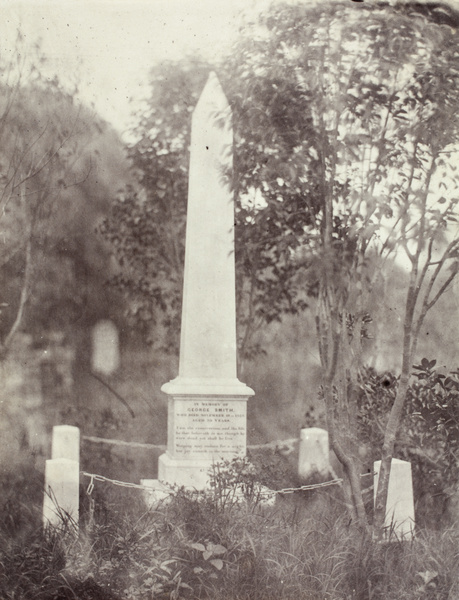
top-left (158, 72), bottom-right (254, 488)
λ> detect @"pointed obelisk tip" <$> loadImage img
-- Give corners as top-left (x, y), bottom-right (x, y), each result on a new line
top-left (206, 71), bottom-right (221, 88)
top-left (195, 71), bottom-right (230, 115)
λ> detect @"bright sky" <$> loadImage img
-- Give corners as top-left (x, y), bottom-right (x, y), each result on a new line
top-left (0, 0), bottom-right (267, 137)
top-left (2, 0), bottom-right (459, 137)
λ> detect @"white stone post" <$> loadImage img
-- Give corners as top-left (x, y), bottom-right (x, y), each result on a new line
top-left (43, 458), bottom-right (79, 528)
top-left (52, 425), bottom-right (80, 462)
top-left (374, 458), bottom-right (415, 541)
top-left (159, 73), bottom-right (254, 489)
top-left (43, 425), bottom-right (80, 528)
top-left (298, 427), bottom-right (330, 480)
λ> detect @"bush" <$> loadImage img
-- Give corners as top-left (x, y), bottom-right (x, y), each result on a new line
top-left (356, 360), bottom-right (459, 528)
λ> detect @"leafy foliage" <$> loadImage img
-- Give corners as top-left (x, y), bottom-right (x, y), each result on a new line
top-left (228, 0), bottom-right (459, 335)
top-left (356, 360), bottom-right (459, 526)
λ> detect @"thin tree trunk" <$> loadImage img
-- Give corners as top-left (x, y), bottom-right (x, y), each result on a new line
top-left (332, 430), bottom-right (368, 524)
top-left (318, 310), bottom-right (369, 528)
top-left (1, 233), bottom-right (32, 358)
top-left (373, 278), bottom-right (417, 536)
top-left (372, 373), bottom-right (410, 537)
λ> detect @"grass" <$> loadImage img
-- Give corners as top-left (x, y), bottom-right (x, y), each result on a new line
top-left (0, 459), bottom-right (458, 600)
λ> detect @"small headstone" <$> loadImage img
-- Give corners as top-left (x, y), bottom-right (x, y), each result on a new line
top-left (298, 427), bottom-right (330, 480)
top-left (51, 425), bottom-right (80, 463)
top-left (43, 458), bottom-right (79, 528)
top-left (91, 320), bottom-right (120, 376)
top-left (374, 458), bottom-right (415, 541)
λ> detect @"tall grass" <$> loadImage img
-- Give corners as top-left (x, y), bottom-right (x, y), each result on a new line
top-left (1, 461), bottom-right (458, 599)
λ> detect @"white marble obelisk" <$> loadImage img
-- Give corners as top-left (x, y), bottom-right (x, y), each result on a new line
top-left (158, 73), bottom-right (254, 488)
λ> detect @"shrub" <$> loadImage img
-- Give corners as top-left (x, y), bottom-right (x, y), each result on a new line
top-left (356, 360), bottom-right (459, 528)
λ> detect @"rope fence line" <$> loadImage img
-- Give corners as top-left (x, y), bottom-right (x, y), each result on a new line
top-left (81, 470), bottom-right (374, 498)
top-left (82, 435), bottom-right (166, 451)
top-left (82, 435), bottom-right (298, 452)
top-left (248, 438), bottom-right (298, 451)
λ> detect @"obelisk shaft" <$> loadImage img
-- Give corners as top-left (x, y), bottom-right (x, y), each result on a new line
top-left (179, 72), bottom-right (236, 380)
top-left (162, 72), bottom-right (253, 396)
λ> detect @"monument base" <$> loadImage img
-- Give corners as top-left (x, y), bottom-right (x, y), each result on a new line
top-left (158, 453), bottom-right (217, 489)
top-left (141, 479), bottom-right (173, 507)
top-left (158, 378), bottom-right (253, 490)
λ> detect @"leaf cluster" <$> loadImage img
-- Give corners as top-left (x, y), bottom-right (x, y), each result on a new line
top-left (356, 359), bottom-right (459, 525)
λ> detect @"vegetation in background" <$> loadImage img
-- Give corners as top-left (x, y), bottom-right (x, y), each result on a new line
top-left (231, 0), bottom-right (459, 533)
top-left (0, 34), bottom-right (128, 357)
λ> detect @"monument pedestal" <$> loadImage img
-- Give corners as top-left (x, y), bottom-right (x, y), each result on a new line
top-left (158, 454), bottom-right (216, 488)
top-left (158, 377), bottom-right (253, 489)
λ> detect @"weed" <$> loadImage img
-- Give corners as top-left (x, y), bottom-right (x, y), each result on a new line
top-left (1, 458), bottom-right (459, 599)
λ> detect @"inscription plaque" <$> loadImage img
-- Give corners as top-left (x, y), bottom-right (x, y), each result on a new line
top-left (172, 399), bottom-right (246, 459)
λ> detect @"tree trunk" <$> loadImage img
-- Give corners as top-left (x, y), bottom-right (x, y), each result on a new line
top-left (373, 288), bottom-right (414, 537)
top-left (0, 231), bottom-right (33, 359)
top-left (323, 381), bottom-right (369, 528)
top-left (373, 362), bottom-right (412, 533)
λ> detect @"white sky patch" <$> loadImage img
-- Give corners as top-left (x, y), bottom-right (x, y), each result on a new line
top-left (0, 0), bottom-right (262, 137)
top-left (240, 188), bottom-right (268, 213)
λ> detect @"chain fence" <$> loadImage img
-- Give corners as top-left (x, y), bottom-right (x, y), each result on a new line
top-left (81, 470), bottom-right (374, 498)
top-left (81, 434), bottom-right (374, 498)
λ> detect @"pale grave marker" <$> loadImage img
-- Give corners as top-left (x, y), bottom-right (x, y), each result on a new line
top-left (91, 319), bottom-right (120, 376)
top-left (374, 458), bottom-right (415, 541)
top-left (298, 427), bottom-right (330, 480)
top-left (157, 72), bottom-right (254, 489)
top-left (51, 425), bottom-right (80, 462)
